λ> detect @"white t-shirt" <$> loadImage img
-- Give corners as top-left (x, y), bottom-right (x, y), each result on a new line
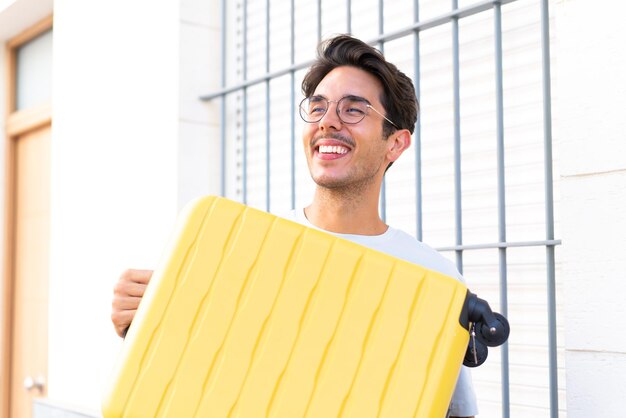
top-left (285, 208), bottom-right (479, 417)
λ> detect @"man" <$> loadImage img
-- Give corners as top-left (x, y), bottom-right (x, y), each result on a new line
top-left (112, 35), bottom-right (478, 417)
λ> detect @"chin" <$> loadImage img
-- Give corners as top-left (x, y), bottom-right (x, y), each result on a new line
top-left (312, 174), bottom-right (348, 189)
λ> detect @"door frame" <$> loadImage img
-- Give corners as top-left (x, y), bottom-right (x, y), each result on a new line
top-left (1, 15), bottom-right (53, 418)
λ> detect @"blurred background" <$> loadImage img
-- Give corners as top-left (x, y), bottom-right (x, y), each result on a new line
top-left (0, 0), bottom-right (623, 416)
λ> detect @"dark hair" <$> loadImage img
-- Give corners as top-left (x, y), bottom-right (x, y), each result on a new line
top-left (302, 34), bottom-right (419, 138)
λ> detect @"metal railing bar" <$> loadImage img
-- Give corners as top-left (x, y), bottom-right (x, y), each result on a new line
top-left (494, 3), bottom-right (510, 417)
top-left (290, 0), bottom-right (296, 209)
top-left (242, 0), bottom-right (248, 204)
top-left (379, 0), bottom-right (384, 35)
top-left (368, 0), bottom-right (517, 44)
top-left (414, 0), bottom-right (423, 241)
top-left (436, 239), bottom-right (562, 252)
top-left (540, 0), bottom-right (559, 416)
top-left (219, 0), bottom-right (227, 196)
top-left (201, 60), bottom-right (311, 101)
top-left (452, 0), bottom-right (463, 274)
top-left (243, 93), bottom-right (248, 203)
top-left (379, 0), bottom-right (386, 223)
top-left (200, 0), bottom-right (520, 102)
top-left (347, 0), bottom-right (352, 34)
top-left (317, 0), bottom-right (322, 42)
top-left (546, 230), bottom-right (558, 418)
top-left (265, 0), bottom-right (271, 212)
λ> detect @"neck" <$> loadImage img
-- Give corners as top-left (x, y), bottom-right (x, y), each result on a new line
top-left (305, 184), bottom-right (388, 235)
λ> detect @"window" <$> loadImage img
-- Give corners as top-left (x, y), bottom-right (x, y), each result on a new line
top-left (202, 0), bottom-right (562, 416)
top-left (15, 29), bottom-right (52, 111)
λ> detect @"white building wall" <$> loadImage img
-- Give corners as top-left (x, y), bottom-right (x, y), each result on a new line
top-left (1, 0), bottom-right (624, 416)
top-left (557, 0), bottom-right (626, 417)
top-left (49, 0), bottom-right (180, 411)
top-left (178, 0), bottom-right (223, 208)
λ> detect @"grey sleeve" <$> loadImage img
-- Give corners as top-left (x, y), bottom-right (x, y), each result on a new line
top-left (448, 366), bottom-right (479, 417)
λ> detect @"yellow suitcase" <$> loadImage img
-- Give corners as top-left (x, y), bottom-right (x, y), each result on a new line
top-left (102, 196), bottom-right (507, 418)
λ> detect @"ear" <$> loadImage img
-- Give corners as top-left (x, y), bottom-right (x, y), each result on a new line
top-left (386, 129), bottom-right (412, 163)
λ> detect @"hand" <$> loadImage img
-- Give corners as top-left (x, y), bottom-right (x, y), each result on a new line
top-left (111, 269), bottom-right (153, 337)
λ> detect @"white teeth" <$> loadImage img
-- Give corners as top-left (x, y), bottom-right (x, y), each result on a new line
top-left (318, 145), bottom-right (348, 154)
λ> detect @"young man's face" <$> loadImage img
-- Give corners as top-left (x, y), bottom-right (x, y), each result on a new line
top-left (302, 66), bottom-right (395, 192)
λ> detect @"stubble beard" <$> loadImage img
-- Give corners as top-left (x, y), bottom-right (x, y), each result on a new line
top-left (313, 168), bottom-right (377, 195)
top-left (310, 156), bottom-right (386, 205)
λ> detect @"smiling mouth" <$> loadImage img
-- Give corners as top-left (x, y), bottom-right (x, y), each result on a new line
top-left (318, 145), bottom-right (349, 155)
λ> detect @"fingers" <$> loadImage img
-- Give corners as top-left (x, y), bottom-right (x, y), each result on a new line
top-left (112, 269), bottom-right (153, 338)
top-left (111, 309), bottom-right (136, 338)
top-left (113, 295), bottom-right (144, 310)
top-left (114, 279), bottom-right (147, 298)
top-left (114, 269), bottom-right (152, 297)
top-left (121, 268), bottom-right (153, 284)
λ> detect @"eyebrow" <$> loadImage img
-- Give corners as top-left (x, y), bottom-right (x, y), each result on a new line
top-left (342, 94), bottom-right (371, 105)
top-left (309, 94), bottom-right (372, 105)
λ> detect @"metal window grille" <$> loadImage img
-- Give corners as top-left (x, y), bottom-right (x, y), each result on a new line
top-left (201, 0), bottom-right (562, 416)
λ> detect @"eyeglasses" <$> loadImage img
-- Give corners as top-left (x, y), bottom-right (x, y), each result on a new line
top-left (299, 95), bottom-right (399, 129)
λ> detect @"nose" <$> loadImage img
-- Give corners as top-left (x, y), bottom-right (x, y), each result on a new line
top-left (318, 101), bottom-right (343, 131)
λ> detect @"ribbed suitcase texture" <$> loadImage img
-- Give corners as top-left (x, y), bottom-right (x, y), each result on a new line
top-left (102, 196), bottom-right (470, 418)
